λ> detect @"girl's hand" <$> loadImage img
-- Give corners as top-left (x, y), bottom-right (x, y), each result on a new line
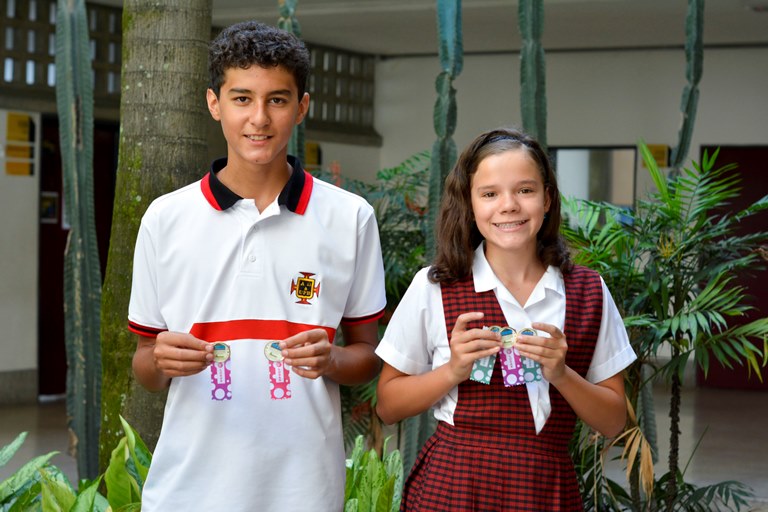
top-left (515, 322), bottom-right (568, 385)
top-left (447, 312), bottom-right (501, 384)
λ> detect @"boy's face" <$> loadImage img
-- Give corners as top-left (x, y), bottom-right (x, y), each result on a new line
top-left (207, 65), bottom-right (309, 171)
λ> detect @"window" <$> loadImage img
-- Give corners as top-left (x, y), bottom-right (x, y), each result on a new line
top-left (0, 0), bottom-right (121, 103)
top-left (305, 44), bottom-right (381, 146)
top-left (552, 147), bottom-right (637, 208)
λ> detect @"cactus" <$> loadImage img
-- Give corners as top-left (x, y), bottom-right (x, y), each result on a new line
top-left (278, 0), bottom-right (306, 165)
top-left (399, 0), bottom-right (464, 474)
top-left (669, 0), bottom-right (704, 171)
top-left (519, 0), bottom-right (547, 151)
top-left (55, 0), bottom-right (102, 480)
top-left (427, 0), bottom-right (463, 259)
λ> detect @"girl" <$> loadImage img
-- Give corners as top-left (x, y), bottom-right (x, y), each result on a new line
top-left (375, 128), bottom-right (636, 511)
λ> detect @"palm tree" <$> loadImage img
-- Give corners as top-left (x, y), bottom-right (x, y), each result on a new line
top-left (563, 142), bottom-right (768, 510)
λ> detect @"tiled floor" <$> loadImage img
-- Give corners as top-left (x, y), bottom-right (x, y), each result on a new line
top-left (605, 385), bottom-right (768, 511)
top-left (2, 385), bottom-right (768, 510)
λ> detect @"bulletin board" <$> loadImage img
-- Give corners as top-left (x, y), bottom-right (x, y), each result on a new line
top-left (1, 110), bottom-right (40, 177)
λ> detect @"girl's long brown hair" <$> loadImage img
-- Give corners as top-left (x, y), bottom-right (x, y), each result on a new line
top-left (428, 127), bottom-right (572, 284)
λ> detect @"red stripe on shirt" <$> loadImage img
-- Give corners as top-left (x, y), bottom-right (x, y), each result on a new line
top-left (189, 319), bottom-right (336, 343)
top-left (128, 321), bottom-right (166, 338)
top-left (294, 171), bottom-right (314, 215)
top-left (341, 308), bottom-right (385, 326)
top-left (200, 173), bottom-right (222, 211)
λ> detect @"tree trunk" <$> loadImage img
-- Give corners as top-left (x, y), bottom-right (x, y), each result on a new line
top-left (98, 0), bottom-right (212, 471)
top-left (665, 364), bottom-right (682, 511)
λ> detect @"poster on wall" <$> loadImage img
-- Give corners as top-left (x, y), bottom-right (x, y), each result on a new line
top-left (40, 191), bottom-right (59, 224)
top-left (1, 110), bottom-right (38, 176)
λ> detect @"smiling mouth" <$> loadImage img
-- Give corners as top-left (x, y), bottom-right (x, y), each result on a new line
top-left (246, 134), bottom-right (270, 141)
top-left (494, 220), bottom-right (527, 229)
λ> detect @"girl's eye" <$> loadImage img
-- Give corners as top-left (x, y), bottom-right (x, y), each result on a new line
top-left (519, 188), bottom-right (534, 194)
top-left (482, 191), bottom-right (496, 198)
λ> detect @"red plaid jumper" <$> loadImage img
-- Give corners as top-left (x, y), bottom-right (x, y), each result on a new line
top-left (401, 265), bottom-right (603, 511)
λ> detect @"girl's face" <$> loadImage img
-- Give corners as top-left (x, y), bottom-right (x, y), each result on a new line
top-left (470, 148), bottom-right (551, 261)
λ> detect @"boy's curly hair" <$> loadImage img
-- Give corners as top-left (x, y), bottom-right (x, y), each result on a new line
top-left (208, 21), bottom-right (310, 98)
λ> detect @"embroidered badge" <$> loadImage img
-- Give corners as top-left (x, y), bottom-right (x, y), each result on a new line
top-left (290, 272), bottom-right (321, 305)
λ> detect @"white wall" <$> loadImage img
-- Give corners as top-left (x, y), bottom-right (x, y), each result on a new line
top-left (373, 46), bottom-right (768, 178)
top-left (0, 111), bottom-right (40, 375)
top-left (309, 140), bottom-right (381, 183)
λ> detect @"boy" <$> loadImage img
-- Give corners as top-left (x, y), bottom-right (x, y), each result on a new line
top-left (128, 21), bottom-right (386, 511)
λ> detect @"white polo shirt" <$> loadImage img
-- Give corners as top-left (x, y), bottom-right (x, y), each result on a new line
top-left (128, 156), bottom-right (386, 512)
top-left (376, 243), bottom-right (636, 433)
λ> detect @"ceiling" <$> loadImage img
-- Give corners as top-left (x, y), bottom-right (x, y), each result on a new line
top-left (203, 0), bottom-right (768, 57)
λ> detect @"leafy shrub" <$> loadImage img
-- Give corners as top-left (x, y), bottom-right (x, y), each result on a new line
top-left (344, 435), bottom-right (403, 512)
top-left (1, 415), bottom-right (150, 511)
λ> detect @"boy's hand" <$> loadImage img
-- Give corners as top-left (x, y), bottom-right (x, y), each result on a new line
top-left (514, 322), bottom-right (568, 385)
top-left (447, 312), bottom-right (501, 384)
top-left (280, 329), bottom-right (334, 379)
top-left (152, 331), bottom-right (213, 377)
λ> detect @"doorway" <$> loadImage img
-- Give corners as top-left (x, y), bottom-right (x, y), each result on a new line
top-left (696, 145), bottom-right (768, 390)
top-left (37, 117), bottom-right (118, 396)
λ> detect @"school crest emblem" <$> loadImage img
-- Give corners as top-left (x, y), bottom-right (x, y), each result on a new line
top-left (290, 272), bottom-right (321, 305)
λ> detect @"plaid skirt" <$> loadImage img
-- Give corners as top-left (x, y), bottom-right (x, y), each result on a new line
top-left (400, 422), bottom-right (584, 512)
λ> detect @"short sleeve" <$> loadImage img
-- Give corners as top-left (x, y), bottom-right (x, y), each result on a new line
top-left (341, 206), bottom-right (386, 322)
top-left (586, 277), bottom-right (637, 383)
top-left (127, 208), bottom-right (166, 335)
top-left (375, 268), bottom-right (442, 376)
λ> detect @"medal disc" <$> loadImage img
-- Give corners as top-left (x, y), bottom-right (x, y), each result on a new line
top-left (500, 327), bottom-right (517, 348)
top-left (212, 342), bottom-right (230, 363)
top-left (264, 341), bottom-right (284, 362)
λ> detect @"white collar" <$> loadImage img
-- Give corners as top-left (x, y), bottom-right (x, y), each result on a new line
top-left (471, 242), bottom-right (564, 307)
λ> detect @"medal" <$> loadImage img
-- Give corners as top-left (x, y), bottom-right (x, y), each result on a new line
top-left (265, 341), bottom-right (292, 400)
top-left (470, 326), bottom-right (501, 385)
top-left (210, 342), bottom-right (232, 401)
top-left (213, 342), bottom-right (231, 363)
top-left (264, 341), bottom-right (284, 362)
top-left (500, 326), bottom-right (517, 348)
top-left (498, 325), bottom-right (525, 387)
top-left (519, 328), bottom-right (543, 382)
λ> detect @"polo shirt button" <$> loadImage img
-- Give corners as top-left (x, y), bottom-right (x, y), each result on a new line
top-left (249, 254), bottom-right (256, 262)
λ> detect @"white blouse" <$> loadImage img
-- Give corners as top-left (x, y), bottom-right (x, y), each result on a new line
top-left (376, 244), bottom-right (637, 433)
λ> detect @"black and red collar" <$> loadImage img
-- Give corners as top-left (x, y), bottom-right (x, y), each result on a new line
top-left (200, 155), bottom-right (313, 214)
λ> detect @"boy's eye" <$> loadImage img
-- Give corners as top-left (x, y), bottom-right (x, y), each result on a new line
top-left (269, 97), bottom-right (288, 104)
top-left (234, 96), bottom-right (249, 104)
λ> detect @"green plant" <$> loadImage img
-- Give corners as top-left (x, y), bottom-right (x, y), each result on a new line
top-left (344, 435), bottom-right (403, 512)
top-left (519, 0), bottom-right (548, 150)
top-left (669, 0), bottom-right (704, 171)
top-left (313, 151), bottom-right (430, 451)
top-left (428, 0), bottom-right (462, 258)
top-left (277, 0), bottom-right (305, 164)
top-left (1, 416), bottom-right (151, 511)
top-left (55, 0), bottom-right (102, 480)
top-left (563, 142), bottom-right (768, 511)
